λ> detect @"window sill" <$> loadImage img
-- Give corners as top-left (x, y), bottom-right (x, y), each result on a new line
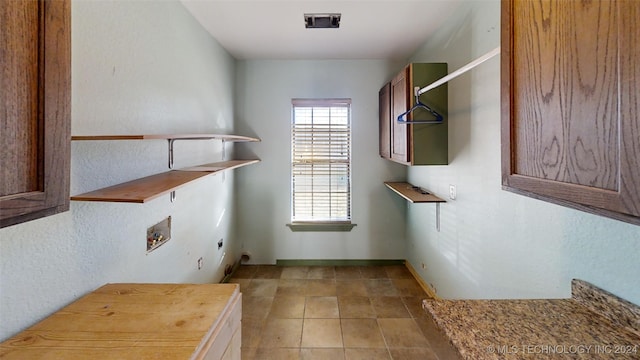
top-left (286, 222), bottom-right (357, 232)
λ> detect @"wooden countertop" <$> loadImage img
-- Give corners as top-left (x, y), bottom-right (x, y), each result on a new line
top-left (0, 283), bottom-right (240, 359)
top-left (422, 280), bottom-right (640, 360)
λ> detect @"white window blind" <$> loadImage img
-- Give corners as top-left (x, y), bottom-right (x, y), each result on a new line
top-left (291, 99), bottom-right (351, 223)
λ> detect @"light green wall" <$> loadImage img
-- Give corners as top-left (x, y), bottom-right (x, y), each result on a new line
top-left (233, 60), bottom-right (408, 264)
top-left (0, 1), bottom-right (237, 341)
top-left (406, 0), bottom-right (640, 303)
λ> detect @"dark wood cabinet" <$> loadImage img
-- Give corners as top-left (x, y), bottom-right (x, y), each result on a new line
top-left (379, 63), bottom-right (448, 165)
top-left (379, 83), bottom-right (391, 159)
top-left (0, 0), bottom-right (71, 228)
top-left (501, 0), bottom-right (640, 225)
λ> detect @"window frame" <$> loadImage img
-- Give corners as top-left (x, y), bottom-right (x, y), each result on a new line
top-left (288, 98), bottom-right (356, 232)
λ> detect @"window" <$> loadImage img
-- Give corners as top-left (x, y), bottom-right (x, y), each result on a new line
top-left (289, 99), bottom-right (354, 231)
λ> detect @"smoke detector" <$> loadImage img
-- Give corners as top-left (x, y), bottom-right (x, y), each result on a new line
top-left (304, 13), bottom-right (341, 29)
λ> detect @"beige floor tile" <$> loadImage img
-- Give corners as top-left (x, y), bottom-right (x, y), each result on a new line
top-left (241, 318), bottom-right (265, 348)
top-left (413, 315), bottom-right (462, 359)
top-left (377, 318), bottom-right (430, 348)
top-left (234, 265), bottom-right (258, 279)
top-left (276, 279), bottom-right (308, 296)
top-left (307, 266), bottom-right (335, 279)
top-left (254, 265), bottom-right (283, 279)
top-left (301, 319), bottom-right (343, 348)
top-left (244, 279), bottom-right (279, 297)
top-left (253, 347), bottom-right (300, 360)
top-left (281, 266), bottom-right (310, 279)
top-left (305, 296), bottom-right (340, 318)
top-left (384, 265), bottom-right (413, 279)
top-left (341, 318), bottom-right (386, 348)
top-left (241, 346), bottom-right (257, 360)
top-left (242, 296), bottom-right (274, 320)
top-left (228, 278), bottom-right (251, 292)
top-left (300, 348), bottom-right (346, 360)
top-left (305, 279), bottom-right (337, 296)
top-left (335, 266), bottom-right (362, 279)
top-left (259, 318), bottom-right (303, 348)
top-left (358, 266), bottom-right (388, 279)
top-left (234, 265), bottom-right (457, 360)
top-left (338, 296), bottom-right (376, 318)
top-left (392, 278), bottom-right (426, 297)
top-left (269, 296), bottom-right (306, 318)
top-left (365, 279), bottom-right (399, 296)
top-left (344, 348), bottom-right (391, 360)
top-left (370, 296), bottom-right (411, 318)
top-left (388, 347), bottom-right (438, 360)
top-left (402, 297), bottom-right (427, 318)
top-left (336, 280), bottom-right (368, 296)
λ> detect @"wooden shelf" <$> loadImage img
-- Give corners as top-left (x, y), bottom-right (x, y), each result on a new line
top-left (71, 133), bottom-right (260, 142)
top-left (384, 182), bottom-right (446, 203)
top-left (71, 159), bottom-right (259, 203)
top-left (179, 159), bottom-right (259, 172)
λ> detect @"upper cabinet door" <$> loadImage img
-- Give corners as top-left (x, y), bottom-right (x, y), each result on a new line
top-left (0, 0), bottom-right (71, 228)
top-left (379, 83), bottom-right (391, 159)
top-left (501, 0), bottom-right (640, 225)
top-left (390, 67), bottom-right (411, 164)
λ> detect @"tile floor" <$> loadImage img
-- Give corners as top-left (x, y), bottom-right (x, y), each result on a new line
top-left (228, 265), bottom-right (461, 360)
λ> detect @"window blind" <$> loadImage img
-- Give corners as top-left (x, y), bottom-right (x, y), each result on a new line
top-left (291, 99), bottom-right (351, 222)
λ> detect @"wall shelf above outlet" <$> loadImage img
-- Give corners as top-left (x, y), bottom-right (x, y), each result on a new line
top-left (71, 160), bottom-right (259, 203)
top-left (384, 182), bottom-right (445, 203)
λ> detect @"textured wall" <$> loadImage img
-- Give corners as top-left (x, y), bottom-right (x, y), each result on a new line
top-left (0, 1), bottom-right (238, 340)
top-left (233, 60), bottom-right (408, 264)
top-left (405, 0), bottom-right (640, 303)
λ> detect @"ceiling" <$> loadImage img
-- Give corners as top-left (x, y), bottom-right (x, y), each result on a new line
top-left (180, 0), bottom-right (463, 60)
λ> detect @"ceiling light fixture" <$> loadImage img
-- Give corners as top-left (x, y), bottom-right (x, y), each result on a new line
top-left (304, 13), bottom-right (341, 29)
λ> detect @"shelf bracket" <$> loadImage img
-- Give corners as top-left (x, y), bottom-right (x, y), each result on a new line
top-left (167, 139), bottom-right (176, 169)
top-left (436, 202), bottom-right (441, 232)
top-left (222, 140), bottom-right (227, 161)
top-left (170, 191), bottom-right (176, 203)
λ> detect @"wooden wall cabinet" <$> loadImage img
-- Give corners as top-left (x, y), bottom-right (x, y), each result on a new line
top-left (379, 63), bottom-right (448, 165)
top-left (501, 0), bottom-right (640, 225)
top-left (0, 0), bottom-right (71, 228)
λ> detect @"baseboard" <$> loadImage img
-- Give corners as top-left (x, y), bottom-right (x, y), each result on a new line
top-left (275, 259), bottom-right (405, 266)
top-left (404, 260), bottom-right (440, 300)
top-left (220, 256), bottom-right (243, 283)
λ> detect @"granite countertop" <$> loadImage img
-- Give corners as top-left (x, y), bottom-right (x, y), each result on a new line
top-left (422, 280), bottom-right (640, 360)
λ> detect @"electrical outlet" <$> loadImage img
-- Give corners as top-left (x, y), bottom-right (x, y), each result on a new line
top-left (449, 184), bottom-right (457, 200)
top-left (217, 239), bottom-right (223, 250)
top-left (197, 257), bottom-right (203, 270)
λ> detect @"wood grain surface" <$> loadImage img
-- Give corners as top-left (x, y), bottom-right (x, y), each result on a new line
top-left (0, 283), bottom-right (240, 359)
top-left (502, 0), bottom-right (640, 224)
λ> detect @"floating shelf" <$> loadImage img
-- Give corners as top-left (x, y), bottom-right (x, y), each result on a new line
top-left (179, 159), bottom-right (259, 172)
top-left (72, 133), bottom-right (260, 169)
top-left (71, 134), bottom-right (260, 142)
top-left (384, 182), bottom-right (445, 203)
top-left (71, 159), bottom-right (259, 203)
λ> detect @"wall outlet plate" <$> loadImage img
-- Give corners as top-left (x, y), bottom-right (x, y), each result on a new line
top-left (449, 184), bottom-right (456, 200)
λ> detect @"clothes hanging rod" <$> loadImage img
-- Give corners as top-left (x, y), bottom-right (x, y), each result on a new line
top-left (416, 46), bottom-right (501, 96)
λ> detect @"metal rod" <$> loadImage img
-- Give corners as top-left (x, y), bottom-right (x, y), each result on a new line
top-left (417, 46), bottom-right (501, 96)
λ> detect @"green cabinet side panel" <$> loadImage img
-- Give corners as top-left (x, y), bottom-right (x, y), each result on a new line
top-left (410, 63), bottom-right (448, 165)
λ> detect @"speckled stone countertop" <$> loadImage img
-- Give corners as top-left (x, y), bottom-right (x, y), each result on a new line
top-left (422, 280), bottom-right (640, 359)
